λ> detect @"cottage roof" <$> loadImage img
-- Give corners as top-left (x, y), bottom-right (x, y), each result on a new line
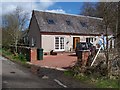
top-left (33, 10), bottom-right (105, 35)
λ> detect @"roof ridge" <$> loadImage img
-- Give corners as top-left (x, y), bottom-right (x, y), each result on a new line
top-left (33, 10), bottom-right (103, 20)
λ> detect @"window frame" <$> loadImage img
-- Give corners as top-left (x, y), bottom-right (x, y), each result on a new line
top-left (47, 19), bottom-right (55, 24)
top-left (86, 37), bottom-right (94, 43)
top-left (66, 20), bottom-right (71, 25)
top-left (80, 21), bottom-right (88, 28)
top-left (54, 37), bottom-right (65, 51)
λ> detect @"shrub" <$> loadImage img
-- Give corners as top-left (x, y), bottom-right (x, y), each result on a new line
top-left (18, 54), bottom-right (27, 62)
top-left (12, 53), bottom-right (27, 62)
top-left (64, 70), bottom-right (74, 76)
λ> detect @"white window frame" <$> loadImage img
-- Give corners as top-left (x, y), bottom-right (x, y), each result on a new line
top-left (54, 37), bottom-right (65, 51)
top-left (86, 37), bottom-right (94, 43)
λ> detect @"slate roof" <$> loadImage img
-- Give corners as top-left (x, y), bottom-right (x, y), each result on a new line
top-left (33, 10), bottom-right (105, 35)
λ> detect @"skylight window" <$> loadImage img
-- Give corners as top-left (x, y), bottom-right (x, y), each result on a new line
top-left (80, 21), bottom-right (88, 27)
top-left (47, 19), bottom-right (55, 24)
top-left (66, 20), bottom-right (71, 25)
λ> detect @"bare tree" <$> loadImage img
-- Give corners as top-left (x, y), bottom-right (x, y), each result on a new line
top-left (116, 2), bottom-right (120, 53)
top-left (2, 7), bottom-right (29, 52)
top-left (96, 2), bottom-right (119, 78)
top-left (81, 2), bottom-right (119, 78)
top-left (81, 2), bottom-right (97, 17)
top-left (81, 2), bottom-right (118, 34)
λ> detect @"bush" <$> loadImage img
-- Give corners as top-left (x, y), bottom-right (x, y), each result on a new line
top-left (64, 70), bottom-right (74, 76)
top-left (65, 71), bottom-right (119, 88)
top-left (18, 54), bottom-right (26, 61)
top-left (12, 53), bottom-right (27, 62)
top-left (2, 48), bottom-right (12, 56)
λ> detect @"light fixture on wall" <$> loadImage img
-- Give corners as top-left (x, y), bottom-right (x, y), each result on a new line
top-left (31, 37), bottom-right (34, 47)
top-left (66, 41), bottom-right (69, 44)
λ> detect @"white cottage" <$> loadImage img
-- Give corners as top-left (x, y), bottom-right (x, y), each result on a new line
top-left (28, 10), bottom-right (114, 53)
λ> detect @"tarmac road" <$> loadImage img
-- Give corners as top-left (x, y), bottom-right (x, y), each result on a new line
top-left (1, 56), bottom-right (92, 89)
top-left (2, 56), bottom-right (62, 88)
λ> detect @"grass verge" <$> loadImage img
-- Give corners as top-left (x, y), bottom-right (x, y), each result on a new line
top-left (2, 48), bottom-right (31, 68)
top-left (64, 70), bottom-right (120, 88)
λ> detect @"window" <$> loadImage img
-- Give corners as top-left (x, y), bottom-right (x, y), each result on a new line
top-left (86, 38), bottom-right (93, 43)
top-left (60, 37), bottom-right (64, 49)
top-left (31, 37), bottom-right (36, 47)
top-left (55, 37), bottom-right (65, 51)
top-left (94, 38), bottom-right (97, 41)
top-left (80, 21), bottom-right (88, 27)
top-left (66, 20), bottom-right (71, 25)
top-left (55, 37), bottom-right (59, 49)
top-left (47, 19), bottom-right (55, 24)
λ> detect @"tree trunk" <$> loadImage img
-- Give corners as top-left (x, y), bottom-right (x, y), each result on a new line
top-left (15, 38), bottom-right (18, 53)
top-left (105, 26), bottom-right (110, 78)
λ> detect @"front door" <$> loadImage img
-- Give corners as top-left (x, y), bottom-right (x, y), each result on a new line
top-left (73, 37), bottom-right (80, 49)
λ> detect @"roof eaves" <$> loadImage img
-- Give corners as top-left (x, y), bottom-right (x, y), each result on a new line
top-left (34, 11), bottom-right (41, 32)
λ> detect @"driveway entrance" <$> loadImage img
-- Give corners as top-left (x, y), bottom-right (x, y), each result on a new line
top-left (32, 53), bottom-right (77, 69)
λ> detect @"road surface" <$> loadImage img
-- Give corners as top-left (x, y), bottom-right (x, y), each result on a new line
top-left (1, 56), bottom-right (92, 88)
